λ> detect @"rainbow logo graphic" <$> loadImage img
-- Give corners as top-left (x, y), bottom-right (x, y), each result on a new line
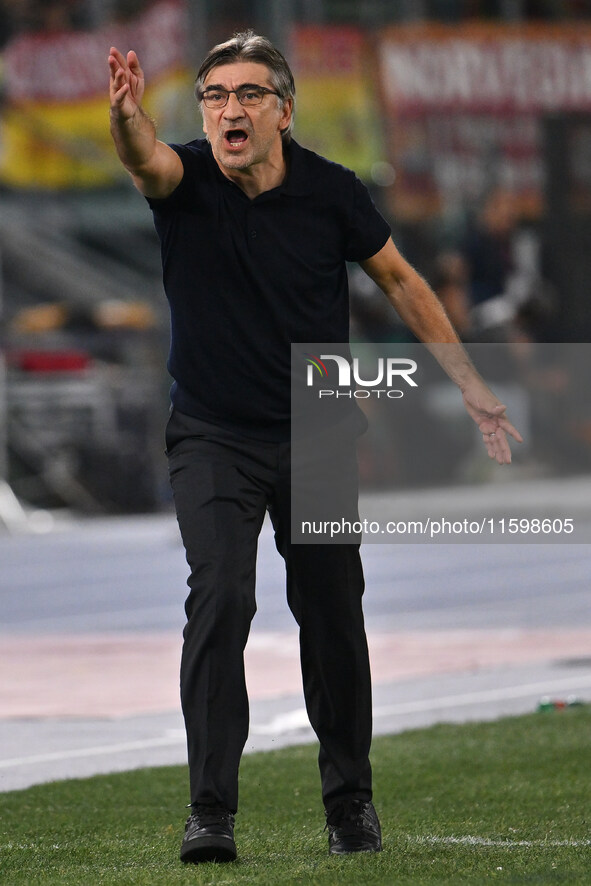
top-left (304, 354), bottom-right (329, 379)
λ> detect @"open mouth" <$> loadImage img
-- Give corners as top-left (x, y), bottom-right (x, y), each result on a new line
top-left (225, 129), bottom-right (248, 147)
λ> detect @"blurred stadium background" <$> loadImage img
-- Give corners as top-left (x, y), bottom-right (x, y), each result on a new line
top-left (1, 0), bottom-right (591, 521)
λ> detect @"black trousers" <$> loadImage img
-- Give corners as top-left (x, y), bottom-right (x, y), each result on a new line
top-left (166, 409), bottom-right (373, 814)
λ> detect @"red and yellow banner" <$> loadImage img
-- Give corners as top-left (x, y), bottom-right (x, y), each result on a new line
top-left (290, 26), bottom-right (385, 179)
top-left (0, 0), bottom-right (192, 189)
top-left (5, 14), bottom-right (590, 209)
top-left (377, 23), bottom-right (591, 219)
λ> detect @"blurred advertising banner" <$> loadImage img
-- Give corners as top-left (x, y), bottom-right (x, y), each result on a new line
top-left (377, 23), bottom-right (591, 220)
top-left (290, 26), bottom-right (385, 180)
top-left (0, 0), bottom-right (191, 189)
top-left (291, 342), bottom-right (591, 543)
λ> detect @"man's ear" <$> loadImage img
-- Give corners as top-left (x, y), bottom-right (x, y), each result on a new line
top-left (279, 97), bottom-right (293, 133)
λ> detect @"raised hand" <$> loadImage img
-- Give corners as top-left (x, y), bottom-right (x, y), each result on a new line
top-left (109, 47), bottom-right (145, 120)
top-left (108, 45), bottom-right (183, 198)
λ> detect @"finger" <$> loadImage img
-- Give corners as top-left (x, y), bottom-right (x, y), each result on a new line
top-left (487, 403), bottom-right (508, 416)
top-left (497, 447), bottom-right (511, 465)
top-left (487, 442), bottom-right (510, 465)
top-left (108, 54), bottom-right (122, 80)
top-left (109, 46), bottom-right (128, 68)
top-left (497, 417), bottom-right (523, 444)
top-left (109, 68), bottom-right (127, 98)
top-left (484, 435), bottom-right (499, 460)
top-left (110, 64), bottom-right (125, 86)
top-left (127, 50), bottom-right (142, 74)
top-left (483, 429), bottom-right (512, 464)
top-left (112, 83), bottom-right (130, 105)
top-left (495, 434), bottom-right (512, 464)
top-left (108, 57), bottom-right (128, 91)
top-left (484, 437), bottom-right (496, 459)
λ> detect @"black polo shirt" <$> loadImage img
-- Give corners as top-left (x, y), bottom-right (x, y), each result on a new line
top-left (148, 138), bottom-right (390, 440)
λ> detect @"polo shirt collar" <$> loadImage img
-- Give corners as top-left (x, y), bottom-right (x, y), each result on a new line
top-left (206, 138), bottom-right (312, 199)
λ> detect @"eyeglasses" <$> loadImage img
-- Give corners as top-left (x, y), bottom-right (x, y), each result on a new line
top-left (200, 85), bottom-right (280, 109)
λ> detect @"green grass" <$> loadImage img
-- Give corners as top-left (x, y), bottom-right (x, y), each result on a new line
top-left (1, 709), bottom-right (590, 885)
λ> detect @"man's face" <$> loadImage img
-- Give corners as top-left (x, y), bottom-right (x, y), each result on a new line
top-left (201, 61), bottom-right (292, 173)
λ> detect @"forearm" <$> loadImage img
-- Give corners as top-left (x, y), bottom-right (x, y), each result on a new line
top-left (361, 240), bottom-right (479, 389)
top-left (109, 106), bottom-right (157, 175)
top-left (109, 106), bottom-right (181, 198)
top-left (361, 239), bottom-right (522, 462)
top-left (386, 273), bottom-right (481, 392)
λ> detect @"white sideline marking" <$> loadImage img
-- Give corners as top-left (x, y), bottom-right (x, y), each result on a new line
top-left (372, 673), bottom-right (591, 719)
top-left (3, 675), bottom-right (590, 769)
top-left (3, 834), bottom-right (589, 854)
top-left (0, 733), bottom-right (186, 770)
top-left (251, 674), bottom-right (591, 737)
top-left (411, 835), bottom-right (591, 849)
top-left (250, 708), bottom-right (311, 735)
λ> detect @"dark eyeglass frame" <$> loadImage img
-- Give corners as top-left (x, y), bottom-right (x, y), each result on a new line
top-left (199, 84), bottom-right (281, 109)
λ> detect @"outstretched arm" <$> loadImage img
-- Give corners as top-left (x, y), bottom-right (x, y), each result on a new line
top-left (361, 238), bottom-right (523, 465)
top-left (108, 46), bottom-right (183, 198)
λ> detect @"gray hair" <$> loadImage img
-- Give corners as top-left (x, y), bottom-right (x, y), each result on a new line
top-left (194, 30), bottom-right (296, 144)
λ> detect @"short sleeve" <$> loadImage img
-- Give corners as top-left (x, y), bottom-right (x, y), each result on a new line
top-left (145, 143), bottom-right (202, 211)
top-left (344, 176), bottom-right (391, 263)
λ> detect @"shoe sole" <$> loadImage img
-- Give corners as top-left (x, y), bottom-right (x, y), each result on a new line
top-left (180, 835), bottom-right (237, 864)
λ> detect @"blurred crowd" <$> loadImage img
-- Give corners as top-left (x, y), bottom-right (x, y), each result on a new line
top-left (0, 0), bottom-right (153, 46)
top-left (426, 0), bottom-right (591, 17)
top-left (434, 188), bottom-right (557, 346)
top-left (351, 186), bottom-right (557, 347)
top-left (2, 0), bottom-right (591, 47)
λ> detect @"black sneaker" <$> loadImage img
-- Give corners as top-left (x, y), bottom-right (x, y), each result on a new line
top-left (180, 804), bottom-right (237, 864)
top-left (325, 799), bottom-right (382, 855)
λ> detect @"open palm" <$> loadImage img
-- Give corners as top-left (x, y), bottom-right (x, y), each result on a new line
top-left (109, 47), bottom-right (145, 120)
